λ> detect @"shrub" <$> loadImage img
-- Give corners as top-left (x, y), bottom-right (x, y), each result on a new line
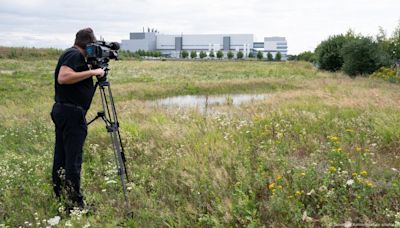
top-left (227, 51), bottom-right (234, 59)
top-left (209, 50), bottom-right (215, 58)
top-left (181, 50), bottom-right (189, 58)
top-left (237, 51), bottom-right (244, 59)
top-left (199, 51), bottom-right (207, 59)
top-left (257, 51), bottom-right (263, 60)
top-left (341, 37), bottom-right (388, 76)
top-left (371, 67), bottom-right (399, 83)
top-left (217, 50), bottom-right (224, 59)
top-left (315, 33), bottom-right (355, 71)
top-left (248, 52), bottom-right (254, 58)
top-left (190, 51), bottom-right (197, 59)
top-left (275, 52), bottom-right (282, 61)
top-left (296, 51), bottom-right (315, 62)
top-left (267, 52), bottom-right (273, 61)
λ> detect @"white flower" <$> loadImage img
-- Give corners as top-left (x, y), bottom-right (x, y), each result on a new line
top-left (47, 216), bottom-right (60, 226)
top-left (306, 189), bottom-right (316, 196)
top-left (106, 180), bottom-right (117, 185)
top-left (346, 179), bottom-right (354, 186)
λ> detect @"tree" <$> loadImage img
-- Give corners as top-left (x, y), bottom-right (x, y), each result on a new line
top-left (209, 50), bottom-right (215, 58)
top-left (296, 51), bottom-right (315, 62)
top-left (257, 51), bottom-right (263, 60)
top-left (217, 50), bottom-right (224, 59)
top-left (190, 50), bottom-right (197, 59)
top-left (181, 50), bottom-right (189, 58)
top-left (237, 51), bottom-right (244, 59)
top-left (275, 52), bottom-right (282, 61)
top-left (267, 52), bottom-right (273, 61)
top-left (314, 33), bottom-right (356, 71)
top-left (199, 51), bottom-right (207, 59)
top-left (248, 52), bottom-right (254, 58)
top-left (341, 37), bottom-right (388, 76)
top-left (227, 51), bottom-right (234, 59)
top-left (389, 22), bottom-right (400, 61)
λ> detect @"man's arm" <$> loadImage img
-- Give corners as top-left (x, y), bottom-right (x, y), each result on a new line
top-left (58, 65), bottom-right (105, 85)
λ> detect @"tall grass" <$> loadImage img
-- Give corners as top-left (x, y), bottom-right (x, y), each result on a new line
top-left (0, 59), bottom-right (399, 226)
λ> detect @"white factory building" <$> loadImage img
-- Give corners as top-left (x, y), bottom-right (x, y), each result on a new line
top-left (121, 31), bottom-right (287, 60)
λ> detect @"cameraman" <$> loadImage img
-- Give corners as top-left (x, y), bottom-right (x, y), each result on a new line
top-left (50, 28), bottom-right (104, 212)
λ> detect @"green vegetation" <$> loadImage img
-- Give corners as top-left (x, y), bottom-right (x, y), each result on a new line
top-left (199, 51), bottom-right (207, 59)
top-left (217, 50), bottom-right (224, 59)
top-left (227, 51), bottom-right (234, 59)
top-left (1, 54), bottom-right (400, 226)
top-left (267, 52), bottom-right (273, 61)
top-left (275, 52), bottom-right (282, 61)
top-left (181, 50), bottom-right (189, 58)
top-left (236, 51), bottom-right (244, 59)
top-left (190, 50), bottom-right (197, 59)
top-left (248, 52), bottom-right (254, 58)
top-left (0, 46), bottom-right (62, 60)
top-left (257, 51), bottom-right (263, 60)
top-left (209, 50), bottom-right (215, 58)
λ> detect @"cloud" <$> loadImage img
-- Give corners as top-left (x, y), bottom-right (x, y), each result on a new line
top-left (0, 0), bottom-right (399, 54)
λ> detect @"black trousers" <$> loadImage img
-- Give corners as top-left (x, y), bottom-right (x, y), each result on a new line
top-left (50, 103), bottom-right (87, 206)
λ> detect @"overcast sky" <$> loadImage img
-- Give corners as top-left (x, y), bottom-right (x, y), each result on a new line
top-left (0, 0), bottom-right (399, 54)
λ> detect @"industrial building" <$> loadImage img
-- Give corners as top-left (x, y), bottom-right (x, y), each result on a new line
top-left (121, 30), bottom-right (287, 60)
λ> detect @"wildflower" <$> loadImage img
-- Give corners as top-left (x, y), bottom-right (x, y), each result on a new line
top-left (346, 179), bottom-right (354, 186)
top-left (300, 172), bottom-right (306, 176)
top-left (365, 181), bottom-right (374, 187)
top-left (319, 185), bottom-right (327, 192)
top-left (47, 216), bottom-right (60, 226)
top-left (355, 147), bottom-right (362, 152)
top-left (276, 175), bottom-right (282, 180)
top-left (268, 183), bottom-right (275, 190)
top-left (327, 135), bottom-right (339, 141)
top-left (345, 129), bottom-right (354, 133)
top-left (306, 189), bottom-right (315, 196)
top-left (295, 191), bottom-right (302, 197)
top-left (329, 166), bottom-right (337, 173)
top-left (360, 171), bottom-right (368, 177)
top-left (352, 172), bottom-right (358, 177)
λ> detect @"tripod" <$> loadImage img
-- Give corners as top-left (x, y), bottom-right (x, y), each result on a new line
top-left (87, 73), bottom-right (130, 204)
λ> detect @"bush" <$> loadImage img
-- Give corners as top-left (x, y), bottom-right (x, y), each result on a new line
top-left (199, 51), bottom-right (207, 59)
top-left (341, 37), bottom-right (388, 76)
top-left (275, 52), bottom-right (282, 61)
top-left (209, 50), bottom-right (215, 58)
top-left (217, 50), bottom-right (224, 59)
top-left (267, 52), bottom-right (273, 61)
top-left (315, 33), bottom-right (355, 71)
top-left (371, 67), bottom-right (399, 83)
top-left (257, 51), bottom-right (263, 60)
top-left (181, 50), bottom-right (189, 58)
top-left (248, 52), bottom-right (254, 58)
top-left (227, 51), bottom-right (234, 59)
top-left (237, 51), bottom-right (244, 59)
top-left (296, 51), bottom-right (315, 62)
top-left (190, 51), bottom-right (197, 59)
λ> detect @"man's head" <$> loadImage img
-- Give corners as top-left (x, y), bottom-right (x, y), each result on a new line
top-left (74, 28), bottom-right (96, 50)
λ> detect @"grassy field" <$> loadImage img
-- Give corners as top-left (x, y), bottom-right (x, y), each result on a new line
top-left (0, 59), bottom-right (400, 227)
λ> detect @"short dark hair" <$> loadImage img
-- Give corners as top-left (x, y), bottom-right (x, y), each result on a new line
top-left (74, 28), bottom-right (96, 49)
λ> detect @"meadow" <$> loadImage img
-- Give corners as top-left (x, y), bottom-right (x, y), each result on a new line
top-left (0, 58), bottom-right (399, 227)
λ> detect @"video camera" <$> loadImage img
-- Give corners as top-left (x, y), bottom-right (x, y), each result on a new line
top-left (86, 41), bottom-right (120, 80)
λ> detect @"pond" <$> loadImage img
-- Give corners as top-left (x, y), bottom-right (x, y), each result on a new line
top-left (150, 93), bottom-right (269, 110)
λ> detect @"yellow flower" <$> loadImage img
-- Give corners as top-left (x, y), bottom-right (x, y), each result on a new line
top-left (277, 185), bottom-right (283, 189)
top-left (355, 147), bottom-right (362, 152)
top-left (276, 175), bottom-right (282, 180)
top-left (328, 135), bottom-right (339, 141)
top-left (295, 191), bottom-right (302, 197)
top-left (365, 181), bottom-right (374, 187)
top-left (268, 183), bottom-right (275, 190)
top-left (336, 148), bottom-right (342, 152)
top-left (360, 171), bottom-right (368, 177)
top-left (300, 172), bottom-right (306, 176)
top-left (352, 172), bottom-right (358, 177)
top-left (329, 166), bottom-right (337, 173)
top-left (346, 129), bottom-right (354, 133)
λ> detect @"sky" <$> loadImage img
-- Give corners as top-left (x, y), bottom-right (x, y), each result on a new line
top-left (0, 0), bottom-right (399, 54)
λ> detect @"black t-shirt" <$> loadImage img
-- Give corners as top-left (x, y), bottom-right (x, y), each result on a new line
top-left (54, 47), bottom-right (94, 110)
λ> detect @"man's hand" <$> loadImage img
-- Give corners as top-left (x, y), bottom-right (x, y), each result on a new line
top-left (92, 68), bottom-right (105, 78)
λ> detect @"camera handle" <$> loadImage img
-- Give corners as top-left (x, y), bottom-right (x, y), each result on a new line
top-left (87, 78), bottom-right (130, 205)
